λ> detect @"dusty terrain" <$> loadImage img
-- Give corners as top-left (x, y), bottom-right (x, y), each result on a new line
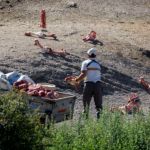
top-left (0, 0), bottom-right (150, 118)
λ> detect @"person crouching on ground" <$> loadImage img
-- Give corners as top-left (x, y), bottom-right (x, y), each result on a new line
top-left (75, 48), bottom-right (103, 119)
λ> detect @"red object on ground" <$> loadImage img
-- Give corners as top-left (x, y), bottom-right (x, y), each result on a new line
top-left (139, 77), bottom-right (150, 91)
top-left (25, 32), bottom-right (31, 36)
top-left (13, 80), bottom-right (28, 87)
top-left (126, 93), bottom-right (141, 112)
top-left (40, 9), bottom-right (46, 29)
top-left (28, 84), bottom-right (42, 91)
top-left (38, 90), bottom-right (45, 97)
top-left (27, 90), bottom-right (39, 96)
top-left (13, 81), bottom-right (59, 99)
top-left (18, 83), bottom-right (28, 90)
top-left (128, 93), bottom-right (139, 102)
top-left (110, 93), bottom-right (141, 114)
top-left (83, 31), bottom-right (96, 42)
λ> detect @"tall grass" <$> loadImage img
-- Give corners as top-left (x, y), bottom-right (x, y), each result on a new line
top-left (1, 91), bottom-right (149, 150)
top-left (45, 109), bottom-right (150, 150)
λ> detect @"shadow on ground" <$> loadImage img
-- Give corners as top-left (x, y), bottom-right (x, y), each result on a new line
top-left (0, 52), bottom-right (144, 95)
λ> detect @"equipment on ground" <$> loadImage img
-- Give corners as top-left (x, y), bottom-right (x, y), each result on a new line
top-left (139, 77), bottom-right (150, 93)
top-left (110, 93), bottom-right (142, 114)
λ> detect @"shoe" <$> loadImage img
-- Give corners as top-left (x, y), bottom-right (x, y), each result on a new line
top-left (25, 32), bottom-right (31, 36)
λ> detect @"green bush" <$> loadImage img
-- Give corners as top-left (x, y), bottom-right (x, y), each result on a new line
top-left (0, 91), bottom-right (45, 150)
top-left (46, 109), bottom-right (150, 150)
top-left (1, 91), bottom-right (150, 150)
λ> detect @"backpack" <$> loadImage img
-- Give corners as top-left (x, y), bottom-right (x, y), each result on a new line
top-left (86, 60), bottom-right (101, 71)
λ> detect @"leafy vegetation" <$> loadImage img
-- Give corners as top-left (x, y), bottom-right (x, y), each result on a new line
top-left (0, 91), bottom-right (45, 150)
top-left (46, 110), bottom-right (150, 150)
top-left (0, 91), bottom-right (150, 150)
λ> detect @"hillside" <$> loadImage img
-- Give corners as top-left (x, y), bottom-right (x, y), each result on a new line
top-left (0, 0), bottom-right (150, 118)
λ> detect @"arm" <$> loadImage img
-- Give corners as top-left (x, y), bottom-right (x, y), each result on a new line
top-left (34, 39), bottom-right (44, 49)
top-left (76, 70), bottom-right (87, 82)
top-left (75, 60), bottom-right (87, 82)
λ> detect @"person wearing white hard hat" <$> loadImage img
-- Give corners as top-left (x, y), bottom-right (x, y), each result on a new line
top-left (75, 48), bottom-right (103, 119)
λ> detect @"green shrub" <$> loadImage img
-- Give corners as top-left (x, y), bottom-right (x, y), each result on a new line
top-left (46, 109), bottom-right (150, 150)
top-left (1, 91), bottom-right (149, 150)
top-left (0, 91), bottom-right (45, 150)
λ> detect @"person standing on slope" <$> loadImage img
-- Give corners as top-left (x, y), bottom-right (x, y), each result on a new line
top-left (75, 48), bottom-right (103, 119)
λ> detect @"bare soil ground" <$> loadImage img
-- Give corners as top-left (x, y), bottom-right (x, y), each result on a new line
top-left (0, 0), bottom-right (150, 118)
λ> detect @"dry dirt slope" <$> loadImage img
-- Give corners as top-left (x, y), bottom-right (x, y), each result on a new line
top-left (0, 0), bottom-right (150, 117)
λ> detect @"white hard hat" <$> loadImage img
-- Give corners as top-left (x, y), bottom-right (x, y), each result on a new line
top-left (87, 48), bottom-right (96, 56)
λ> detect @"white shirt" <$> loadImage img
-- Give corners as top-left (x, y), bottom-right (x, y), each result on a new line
top-left (81, 59), bottom-right (101, 83)
top-left (34, 31), bottom-right (46, 38)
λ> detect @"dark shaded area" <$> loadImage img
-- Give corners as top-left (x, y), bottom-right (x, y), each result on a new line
top-left (142, 50), bottom-right (150, 58)
top-left (101, 65), bottom-right (141, 95)
top-left (0, 0), bottom-right (22, 9)
top-left (139, 48), bottom-right (150, 58)
top-left (24, 35), bottom-right (60, 41)
top-left (91, 39), bottom-right (103, 46)
top-left (85, 39), bottom-right (103, 46)
top-left (0, 52), bottom-right (144, 96)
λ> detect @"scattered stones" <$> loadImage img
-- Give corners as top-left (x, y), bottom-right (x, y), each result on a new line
top-left (0, 0), bottom-right (22, 9)
top-left (142, 50), bottom-right (150, 58)
top-left (66, 1), bottom-right (77, 8)
top-left (139, 48), bottom-right (150, 58)
top-left (5, 0), bottom-right (10, 4)
top-left (0, 6), bottom-right (5, 9)
top-left (0, 24), bottom-right (5, 27)
top-left (130, 22), bottom-right (134, 24)
top-left (63, 31), bottom-right (78, 36)
top-left (118, 21), bottom-right (125, 24)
